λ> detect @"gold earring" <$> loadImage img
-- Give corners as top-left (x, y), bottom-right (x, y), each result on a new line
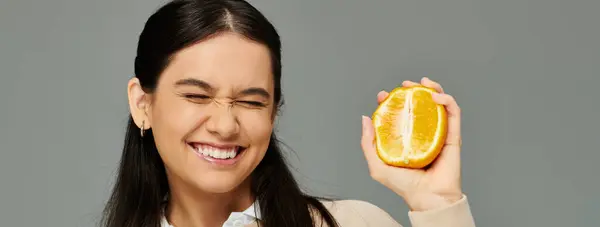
top-left (140, 120), bottom-right (145, 137)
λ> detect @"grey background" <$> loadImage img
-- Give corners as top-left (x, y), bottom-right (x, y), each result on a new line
top-left (1, 0), bottom-right (598, 226)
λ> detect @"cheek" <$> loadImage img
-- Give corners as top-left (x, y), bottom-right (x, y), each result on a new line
top-left (150, 99), bottom-right (203, 155)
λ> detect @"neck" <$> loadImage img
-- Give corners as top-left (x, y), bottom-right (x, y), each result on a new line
top-left (164, 174), bottom-right (255, 227)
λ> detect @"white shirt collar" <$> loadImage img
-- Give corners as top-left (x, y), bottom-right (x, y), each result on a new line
top-left (241, 200), bottom-right (261, 219)
top-left (161, 200), bottom-right (261, 227)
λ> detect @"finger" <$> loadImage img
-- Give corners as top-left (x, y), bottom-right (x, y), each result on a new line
top-left (402, 80), bottom-right (420, 87)
top-left (421, 77), bottom-right (445, 94)
top-left (377, 90), bottom-right (389, 103)
top-left (431, 93), bottom-right (461, 146)
top-left (361, 116), bottom-right (382, 165)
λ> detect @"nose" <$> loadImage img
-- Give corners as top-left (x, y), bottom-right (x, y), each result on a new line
top-left (205, 104), bottom-right (240, 139)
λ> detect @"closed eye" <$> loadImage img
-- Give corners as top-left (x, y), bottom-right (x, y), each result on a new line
top-left (236, 100), bottom-right (267, 108)
top-left (184, 94), bottom-right (210, 99)
top-left (182, 93), bottom-right (212, 104)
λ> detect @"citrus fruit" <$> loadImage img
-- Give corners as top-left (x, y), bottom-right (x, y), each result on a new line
top-left (372, 85), bottom-right (448, 169)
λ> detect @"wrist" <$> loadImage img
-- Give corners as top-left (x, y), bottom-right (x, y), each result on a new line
top-left (404, 192), bottom-right (463, 212)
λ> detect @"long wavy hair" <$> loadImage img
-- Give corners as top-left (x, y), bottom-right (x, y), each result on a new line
top-left (100, 0), bottom-right (339, 227)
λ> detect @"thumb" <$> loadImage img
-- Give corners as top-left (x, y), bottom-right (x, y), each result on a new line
top-left (361, 115), bottom-right (379, 164)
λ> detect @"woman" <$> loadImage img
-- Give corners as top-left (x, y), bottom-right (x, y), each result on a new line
top-left (101, 0), bottom-right (476, 226)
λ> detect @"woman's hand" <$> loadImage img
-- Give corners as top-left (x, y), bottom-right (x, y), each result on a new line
top-left (361, 77), bottom-right (464, 211)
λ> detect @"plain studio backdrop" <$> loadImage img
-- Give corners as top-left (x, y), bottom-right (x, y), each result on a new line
top-left (1, 0), bottom-right (599, 226)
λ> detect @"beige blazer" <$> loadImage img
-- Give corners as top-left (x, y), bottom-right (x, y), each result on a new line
top-left (244, 195), bottom-right (476, 227)
top-left (317, 195), bottom-right (475, 227)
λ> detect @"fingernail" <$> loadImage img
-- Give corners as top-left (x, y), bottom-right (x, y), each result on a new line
top-left (361, 115), bottom-right (368, 129)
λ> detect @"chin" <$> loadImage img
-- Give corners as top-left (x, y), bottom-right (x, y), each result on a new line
top-left (188, 171), bottom-right (249, 194)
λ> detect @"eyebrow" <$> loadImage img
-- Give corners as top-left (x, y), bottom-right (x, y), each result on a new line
top-left (239, 87), bottom-right (271, 100)
top-left (175, 78), bottom-right (214, 92)
top-left (174, 78), bottom-right (271, 99)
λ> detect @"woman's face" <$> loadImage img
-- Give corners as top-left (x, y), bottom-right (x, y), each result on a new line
top-left (136, 32), bottom-right (275, 193)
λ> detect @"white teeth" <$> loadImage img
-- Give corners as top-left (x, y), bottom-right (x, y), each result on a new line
top-left (195, 146), bottom-right (238, 159)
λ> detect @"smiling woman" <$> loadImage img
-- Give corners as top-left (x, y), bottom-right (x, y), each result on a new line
top-left (100, 0), bottom-right (476, 227)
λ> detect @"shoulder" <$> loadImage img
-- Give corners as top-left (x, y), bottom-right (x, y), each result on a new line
top-left (318, 199), bottom-right (401, 227)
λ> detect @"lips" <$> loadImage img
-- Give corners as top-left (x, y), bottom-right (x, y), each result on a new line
top-left (189, 143), bottom-right (245, 160)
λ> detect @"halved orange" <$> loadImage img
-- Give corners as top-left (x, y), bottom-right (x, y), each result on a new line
top-left (372, 85), bottom-right (448, 169)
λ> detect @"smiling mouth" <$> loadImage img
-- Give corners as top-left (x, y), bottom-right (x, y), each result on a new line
top-left (189, 143), bottom-right (246, 160)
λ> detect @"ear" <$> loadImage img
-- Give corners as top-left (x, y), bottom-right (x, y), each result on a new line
top-left (127, 77), bottom-right (152, 130)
